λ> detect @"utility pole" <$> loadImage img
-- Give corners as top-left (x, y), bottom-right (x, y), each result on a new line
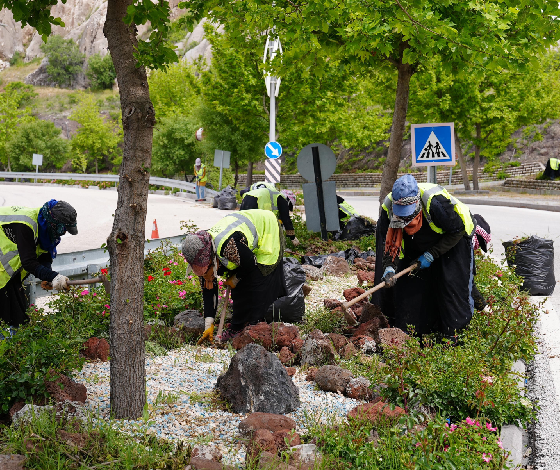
top-left (263, 34), bottom-right (282, 184)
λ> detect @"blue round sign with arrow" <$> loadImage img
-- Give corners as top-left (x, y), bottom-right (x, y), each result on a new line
top-left (265, 141), bottom-right (282, 159)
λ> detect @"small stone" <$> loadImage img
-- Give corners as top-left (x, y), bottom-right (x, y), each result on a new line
top-left (238, 412), bottom-right (297, 437)
top-left (174, 310), bottom-right (205, 335)
top-left (340, 342), bottom-right (358, 360)
top-left (356, 270), bottom-right (376, 285)
top-left (302, 284), bottom-right (312, 297)
top-left (360, 303), bottom-right (385, 324)
top-left (192, 444), bottom-right (223, 462)
top-left (343, 287), bottom-right (365, 302)
top-left (279, 347), bottom-right (296, 365)
top-left (289, 444), bottom-right (323, 466)
top-left (327, 333), bottom-right (348, 353)
top-left (378, 328), bottom-right (409, 349)
top-left (285, 367), bottom-right (296, 377)
top-left (314, 365), bottom-right (353, 393)
top-left (351, 335), bottom-right (377, 354)
top-left (323, 299), bottom-right (343, 310)
top-left (347, 401), bottom-right (406, 424)
top-left (345, 377), bottom-right (371, 400)
top-left (273, 429), bottom-right (301, 451)
top-left (305, 367), bottom-right (318, 382)
top-left (321, 256), bottom-right (350, 276)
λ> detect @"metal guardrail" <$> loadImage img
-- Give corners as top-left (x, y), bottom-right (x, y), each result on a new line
top-left (0, 172), bottom-right (218, 197)
top-left (25, 234), bottom-right (186, 304)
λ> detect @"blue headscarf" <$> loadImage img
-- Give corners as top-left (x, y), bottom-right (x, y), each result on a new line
top-left (37, 199), bottom-right (64, 259)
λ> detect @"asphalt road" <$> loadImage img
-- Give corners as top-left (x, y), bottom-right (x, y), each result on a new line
top-left (0, 184), bottom-right (224, 253)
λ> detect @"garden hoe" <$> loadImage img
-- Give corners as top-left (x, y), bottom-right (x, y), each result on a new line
top-left (42, 274), bottom-right (111, 300)
top-left (196, 285), bottom-right (230, 346)
top-left (342, 262), bottom-right (419, 312)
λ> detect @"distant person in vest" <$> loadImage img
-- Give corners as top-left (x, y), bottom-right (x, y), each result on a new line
top-left (336, 195), bottom-right (359, 229)
top-left (181, 209), bottom-right (285, 343)
top-left (543, 157), bottom-right (560, 180)
top-left (193, 158), bottom-right (207, 201)
top-left (240, 186), bottom-right (299, 245)
top-left (0, 200), bottom-right (78, 329)
top-left (371, 175), bottom-right (475, 338)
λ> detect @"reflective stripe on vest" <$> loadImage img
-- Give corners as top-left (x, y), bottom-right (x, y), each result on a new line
top-left (0, 206), bottom-right (43, 288)
top-left (382, 184), bottom-right (474, 236)
top-left (242, 188), bottom-right (280, 214)
top-left (194, 164), bottom-right (207, 183)
top-left (551, 158), bottom-right (560, 171)
top-left (339, 201), bottom-right (357, 222)
top-left (250, 182), bottom-right (276, 192)
top-left (208, 210), bottom-right (280, 271)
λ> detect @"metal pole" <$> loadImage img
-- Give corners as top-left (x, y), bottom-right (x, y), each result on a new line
top-left (219, 151), bottom-right (223, 190)
top-left (312, 146), bottom-right (328, 240)
top-left (427, 166), bottom-right (437, 184)
top-left (269, 79), bottom-right (276, 142)
top-left (448, 167), bottom-right (453, 186)
top-left (35, 165), bottom-right (38, 183)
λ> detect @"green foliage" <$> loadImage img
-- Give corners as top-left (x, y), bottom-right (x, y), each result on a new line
top-left (6, 119), bottom-right (70, 171)
top-left (69, 92), bottom-right (123, 173)
top-left (86, 53), bottom-right (117, 90)
top-left (0, 82), bottom-right (35, 171)
top-left (307, 414), bottom-right (508, 469)
top-left (9, 51), bottom-right (25, 67)
top-left (0, 407), bottom-right (192, 469)
top-left (143, 242), bottom-right (203, 325)
top-left (301, 306), bottom-right (346, 336)
top-left (0, 304), bottom-right (92, 412)
top-left (40, 35), bottom-right (84, 88)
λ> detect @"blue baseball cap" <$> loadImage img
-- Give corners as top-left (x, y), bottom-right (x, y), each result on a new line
top-left (392, 175), bottom-right (420, 218)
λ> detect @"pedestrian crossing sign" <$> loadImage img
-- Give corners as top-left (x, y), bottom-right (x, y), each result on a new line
top-left (411, 123), bottom-right (455, 167)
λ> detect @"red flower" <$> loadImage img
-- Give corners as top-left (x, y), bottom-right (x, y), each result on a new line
top-left (163, 267), bottom-right (171, 272)
top-left (147, 275), bottom-right (154, 281)
top-left (164, 271), bottom-right (171, 276)
top-left (176, 281), bottom-right (183, 285)
top-left (101, 268), bottom-right (108, 275)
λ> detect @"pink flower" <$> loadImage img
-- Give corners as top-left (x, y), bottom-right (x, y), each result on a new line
top-left (81, 290), bottom-right (89, 296)
top-left (415, 442), bottom-right (421, 447)
top-left (178, 290), bottom-right (186, 299)
top-left (486, 422), bottom-right (497, 432)
top-left (497, 438), bottom-right (504, 449)
top-left (450, 424), bottom-right (457, 432)
top-left (173, 262), bottom-right (178, 265)
top-left (482, 453), bottom-right (492, 463)
top-left (105, 304), bottom-right (110, 309)
top-left (483, 436), bottom-right (486, 441)
top-left (465, 417), bottom-right (476, 426)
top-left (92, 293), bottom-right (97, 296)
top-left (444, 445), bottom-right (449, 452)
top-left (482, 376), bottom-right (494, 385)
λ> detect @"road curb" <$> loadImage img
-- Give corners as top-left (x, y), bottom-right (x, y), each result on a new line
top-left (501, 360), bottom-right (527, 467)
top-left (459, 198), bottom-right (560, 213)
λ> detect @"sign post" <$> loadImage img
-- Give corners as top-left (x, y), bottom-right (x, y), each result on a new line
top-left (263, 35), bottom-right (282, 184)
top-left (213, 150), bottom-right (231, 190)
top-left (297, 143), bottom-right (339, 240)
top-left (411, 123), bottom-right (456, 184)
top-left (32, 153), bottom-right (43, 183)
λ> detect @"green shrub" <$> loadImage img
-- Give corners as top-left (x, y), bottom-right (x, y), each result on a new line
top-left (301, 306), bottom-right (346, 335)
top-left (40, 35), bottom-right (85, 87)
top-left (86, 53), bottom-right (117, 90)
top-left (496, 170), bottom-right (509, 180)
top-left (8, 51), bottom-right (24, 67)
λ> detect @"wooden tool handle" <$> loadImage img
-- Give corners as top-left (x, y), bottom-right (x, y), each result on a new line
top-left (342, 263), bottom-right (418, 309)
top-left (216, 286), bottom-right (231, 339)
top-left (66, 277), bottom-right (103, 286)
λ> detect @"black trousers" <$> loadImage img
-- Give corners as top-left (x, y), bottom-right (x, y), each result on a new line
top-left (0, 273), bottom-right (29, 328)
top-left (230, 262), bottom-right (285, 330)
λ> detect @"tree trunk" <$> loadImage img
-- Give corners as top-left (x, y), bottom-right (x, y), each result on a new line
top-left (234, 160), bottom-right (239, 188)
top-left (7, 156), bottom-right (11, 173)
top-left (473, 123), bottom-right (481, 191)
top-left (379, 59), bottom-right (413, 204)
top-left (95, 159), bottom-right (99, 174)
top-left (454, 133), bottom-right (470, 190)
top-left (246, 161), bottom-right (253, 188)
top-left (104, 0), bottom-right (155, 419)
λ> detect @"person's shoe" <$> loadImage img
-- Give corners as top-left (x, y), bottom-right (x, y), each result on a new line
top-left (219, 327), bottom-right (242, 343)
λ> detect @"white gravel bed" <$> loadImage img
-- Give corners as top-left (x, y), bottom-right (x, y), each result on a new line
top-left (527, 299), bottom-right (560, 470)
top-left (74, 343), bottom-right (363, 468)
top-left (304, 273), bottom-right (360, 311)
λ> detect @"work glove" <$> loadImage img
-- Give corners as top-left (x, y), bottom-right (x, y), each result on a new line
top-left (41, 280), bottom-right (53, 291)
top-left (382, 267), bottom-right (396, 288)
top-left (197, 317), bottom-right (215, 345)
top-left (52, 274), bottom-right (70, 291)
top-left (224, 275), bottom-right (239, 289)
top-left (292, 237), bottom-right (300, 246)
top-left (416, 252), bottom-right (434, 270)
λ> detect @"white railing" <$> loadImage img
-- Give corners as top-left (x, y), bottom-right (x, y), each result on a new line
top-left (0, 172), bottom-right (218, 197)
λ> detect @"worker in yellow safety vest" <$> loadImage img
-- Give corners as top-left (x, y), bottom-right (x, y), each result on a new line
top-left (371, 174), bottom-right (475, 339)
top-left (0, 200), bottom-right (78, 330)
top-left (194, 158), bottom-right (207, 201)
top-left (544, 157), bottom-right (560, 180)
top-left (240, 186), bottom-right (299, 245)
top-left (181, 210), bottom-right (285, 343)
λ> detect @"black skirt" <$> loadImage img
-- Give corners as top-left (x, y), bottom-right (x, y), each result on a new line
top-left (0, 273), bottom-right (30, 328)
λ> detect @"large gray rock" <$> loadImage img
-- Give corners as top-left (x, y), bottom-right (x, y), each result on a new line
top-left (11, 404), bottom-right (53, 427)
top-left (174, 309), bottom-right (205, 335)
top-left (314, 365), bottom-right (353, 394)
top-left (25, 58), bottom-right (88, 89)
top-left (216, 343), bottom-right (300, 414)
top-left (0, 455), bottom-right (27, 470)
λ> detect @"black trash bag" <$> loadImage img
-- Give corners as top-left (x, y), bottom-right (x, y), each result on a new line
top-left (301, 252), bottom-right (345, 268)
top-left (213, 196), bottom-right (220, 208)
top-left (336, 216), bottom-right (376, 241)
top-left (356, 250), bottom-right (376, 260)
top-left (218, 197), bottom-right (237, 210)
top-left (344, 247), bottom-right (361, 264)
top-left (502, 236), bottom-right (555, 295)
top-left (266, 258), bottom-right (306, 323)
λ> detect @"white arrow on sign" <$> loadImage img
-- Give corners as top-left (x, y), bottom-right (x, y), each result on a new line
top-left (266, 143), bottom-right (280, 157)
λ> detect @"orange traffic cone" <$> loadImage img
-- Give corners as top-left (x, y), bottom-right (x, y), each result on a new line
top-left (151, 219), bottom-right (160, 239)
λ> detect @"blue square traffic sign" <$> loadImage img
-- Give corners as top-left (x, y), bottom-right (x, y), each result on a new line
top-left (411, 123), bottom-right (455, 167)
